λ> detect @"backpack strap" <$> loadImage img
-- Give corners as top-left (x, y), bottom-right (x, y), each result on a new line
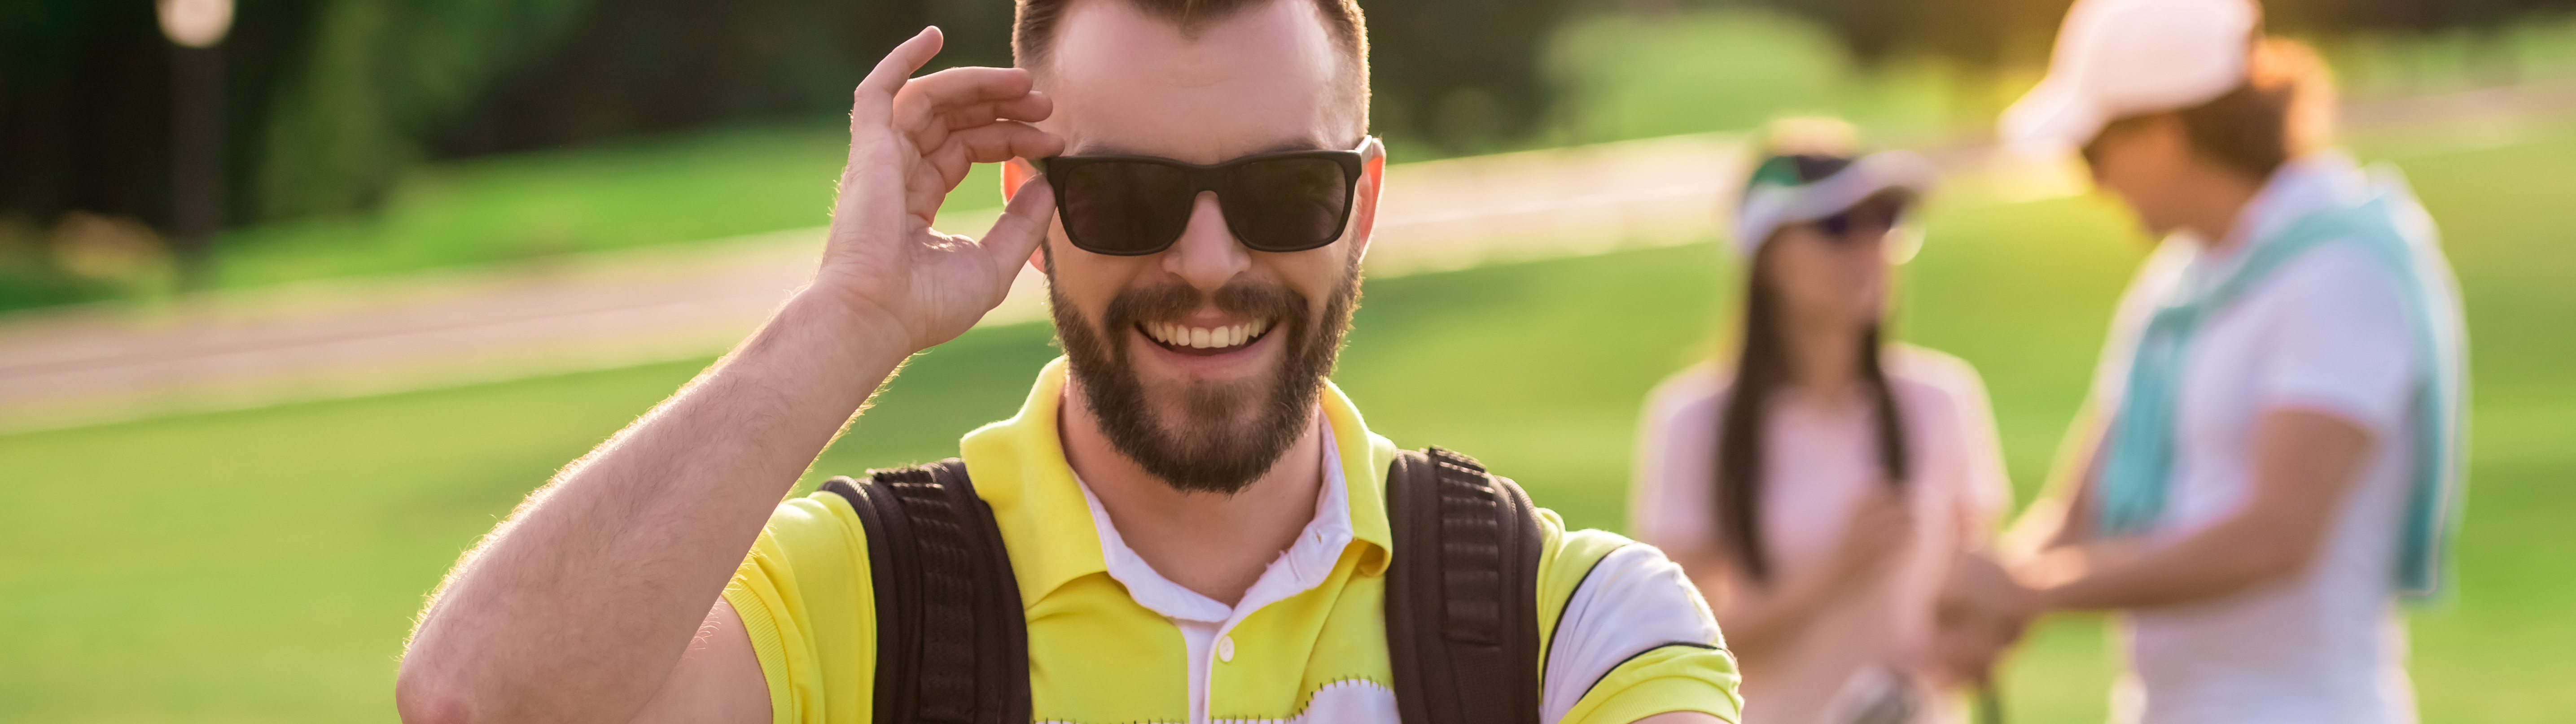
top-left (820, 459), bottom-right (1031, 724)
top-left (1385, 447), bottom-right (1546, 724)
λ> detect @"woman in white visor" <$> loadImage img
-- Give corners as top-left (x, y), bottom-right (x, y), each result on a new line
top-left (1630, 118), bottom-right (2020, 724)
top-left (1994, 0), bottom-right (2469, 723)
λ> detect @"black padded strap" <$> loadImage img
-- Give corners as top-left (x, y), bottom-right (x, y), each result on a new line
top-left (820, 459), bottom-right (1031, 724)
top-left (1385, 447), bottom-right (1546, 724)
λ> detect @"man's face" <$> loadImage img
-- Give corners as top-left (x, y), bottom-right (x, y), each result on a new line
top-left (1028, 0), bottom-right (1379, 494)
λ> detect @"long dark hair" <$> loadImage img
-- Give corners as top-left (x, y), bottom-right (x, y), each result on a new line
top-left (1714, 231), bottom-right (1912, 585)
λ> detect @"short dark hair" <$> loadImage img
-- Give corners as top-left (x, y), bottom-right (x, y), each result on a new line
top-left (2099, 37), bottom-right (2335, 182)
top-left (2180, 38), bottom-right (2335, 180)
top-left (1012, 0), bottom-right (1370, 118)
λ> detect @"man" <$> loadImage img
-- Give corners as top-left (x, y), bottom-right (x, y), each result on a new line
top-left (1992, 0), bottom-right (2468, 723)
top-left (392, 0), bottom-right (1744, 720)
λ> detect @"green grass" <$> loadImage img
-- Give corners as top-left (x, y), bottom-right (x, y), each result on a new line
top-left (6, 117), bottom-right (2575, 722)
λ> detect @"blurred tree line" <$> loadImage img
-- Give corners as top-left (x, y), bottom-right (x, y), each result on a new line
top-left (1761, 0), bottom-right (2576, 67)
top-left (3, 0), bottom-right (2573, 303)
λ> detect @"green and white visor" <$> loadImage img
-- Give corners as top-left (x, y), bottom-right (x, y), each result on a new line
top-left (1731, 149), bottom-right (1941, 256)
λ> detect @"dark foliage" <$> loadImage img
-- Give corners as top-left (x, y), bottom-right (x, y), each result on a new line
top-left (0, 0), bottom-right (323, 235)
top-left (428, 0), bottom-right (1015, 157)
top-left (1749, 0), bottom-right (2576, 68)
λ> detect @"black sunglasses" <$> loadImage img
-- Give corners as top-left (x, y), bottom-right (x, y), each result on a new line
top-left (1815, 194), bottom-right (1908, 240)
top-left (1040, 137), bottom-right (1380, 256)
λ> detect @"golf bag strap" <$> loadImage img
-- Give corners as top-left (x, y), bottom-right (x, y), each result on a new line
top-left (824, 448), bottom-right (1545, 724)
top-left (820, 459), bottom-right (1030, 724)
top-left (1385, 447), bottom-right (1547, 724)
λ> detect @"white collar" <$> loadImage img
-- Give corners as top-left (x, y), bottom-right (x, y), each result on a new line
top-left (1073, 422), bottom-right (1358, 625)
top-left (2220, 150), bottom-right (2370, 255)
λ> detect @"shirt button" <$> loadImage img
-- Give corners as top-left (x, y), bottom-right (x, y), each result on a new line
top-left (1216, 635), bottom-right (1236, 663)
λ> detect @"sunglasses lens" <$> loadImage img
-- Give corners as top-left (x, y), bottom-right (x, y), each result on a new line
top-left (1821, 197), bottom-right (1906, 242)
top-left (1060, 161), bottom-right (1194, 255)
top-left (1218, 157), bottom-right (1352, 252)
top-left (1819, 212), bottom-right (1853, 237)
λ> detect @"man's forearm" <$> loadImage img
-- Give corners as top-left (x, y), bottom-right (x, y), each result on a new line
top-left (399, 289), bottom-right (911, 724)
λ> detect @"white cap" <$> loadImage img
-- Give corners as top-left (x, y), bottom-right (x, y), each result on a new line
top-left (2000, 0), bottom-right (2261, 153)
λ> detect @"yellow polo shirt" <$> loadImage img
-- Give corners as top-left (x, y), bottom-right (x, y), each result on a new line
top-left (724, 358), bottom-right (1742, 723)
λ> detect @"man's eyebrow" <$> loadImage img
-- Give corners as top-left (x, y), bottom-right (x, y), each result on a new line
top-left (1067, 137), bottom-right (1336, 158)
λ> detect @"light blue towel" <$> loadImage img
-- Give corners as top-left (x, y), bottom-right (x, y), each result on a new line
top-left (2094, 170), bottom-right (2468, 598)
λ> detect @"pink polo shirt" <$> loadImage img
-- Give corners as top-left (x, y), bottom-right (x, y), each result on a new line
top-left (1630, 345), bottom-right (2011, 724)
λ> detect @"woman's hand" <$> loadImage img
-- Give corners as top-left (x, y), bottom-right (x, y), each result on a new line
top-left (1823, 486), bottom-right (1917, 593)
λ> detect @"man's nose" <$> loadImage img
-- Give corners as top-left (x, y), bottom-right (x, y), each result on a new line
top-left (1163, 191), bottom-right (1250, 294)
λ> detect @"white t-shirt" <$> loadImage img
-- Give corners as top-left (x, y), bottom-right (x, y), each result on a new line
top-left (1629, 346), bottom-right (2011, 724)
top-left (1078, 423), bottom-right (1724, 724)
top-left (2090, 153), bottom-right (2425, 724)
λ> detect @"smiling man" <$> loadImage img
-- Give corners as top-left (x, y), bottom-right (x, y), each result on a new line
top-left (392, 0), bottom-right (1740, 722)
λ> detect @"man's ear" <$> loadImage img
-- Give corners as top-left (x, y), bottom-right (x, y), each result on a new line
top-left (1002, 158), bottom-right (1051, 273)
top-left (1347, 151), bottom-right (1386, 265)
top-left (1002, 158), bottom-right (1034, 202)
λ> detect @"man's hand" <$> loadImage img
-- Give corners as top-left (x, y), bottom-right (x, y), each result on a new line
top-left (812, 26), bottom-right (1065, 355)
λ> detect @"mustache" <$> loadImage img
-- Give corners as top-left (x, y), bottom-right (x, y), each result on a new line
top-left (1101, 279), bottom-right (1308, 331)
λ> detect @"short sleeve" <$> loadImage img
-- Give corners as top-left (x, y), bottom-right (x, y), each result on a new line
top-left (1890, 347), bottom-right (2013, 531)
top-left (2249, 245), bottom-right (2419, 436)
top-left (1556, 644), bottom-right (1744, 724)
top-left (721, 492), bottom-right (879, 724)
top-left (1940, 358), bottom-right (2012, 525)
top-left (1542, 542), bottom-right (1739, 724)
top-left (1630, 368), bottom-right (1725, 552)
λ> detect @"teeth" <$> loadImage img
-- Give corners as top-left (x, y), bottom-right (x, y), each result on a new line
top-left (1145, 319), bottom-right (1275, 349)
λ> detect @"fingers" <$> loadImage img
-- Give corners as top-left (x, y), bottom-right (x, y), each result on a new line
top-left (853, 27), bottom-right (946, 129)
top-left (898, 122), bottom-right (1062, 223)
top-left (894, 67), bottom-right (1050, 147)
top-left (920, 122), bottom-right (1065, 191)
top-left (936, 95), bottom-right (1052, 132)
top-left (979, 176), bottom-right (1057, 279)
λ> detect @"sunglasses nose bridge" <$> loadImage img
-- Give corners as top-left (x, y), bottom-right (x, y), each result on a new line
top-left (1162, 190), bottom-right (1253, 291)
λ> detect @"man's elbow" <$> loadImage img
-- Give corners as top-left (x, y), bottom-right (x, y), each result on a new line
top-left (395, 662), bottom-right (478, 724)
top-left (397, 636), bottom-right (501, 724)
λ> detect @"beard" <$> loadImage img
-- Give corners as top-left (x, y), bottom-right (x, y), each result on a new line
top-left (1050, 258), bottom-right (1361, 496)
